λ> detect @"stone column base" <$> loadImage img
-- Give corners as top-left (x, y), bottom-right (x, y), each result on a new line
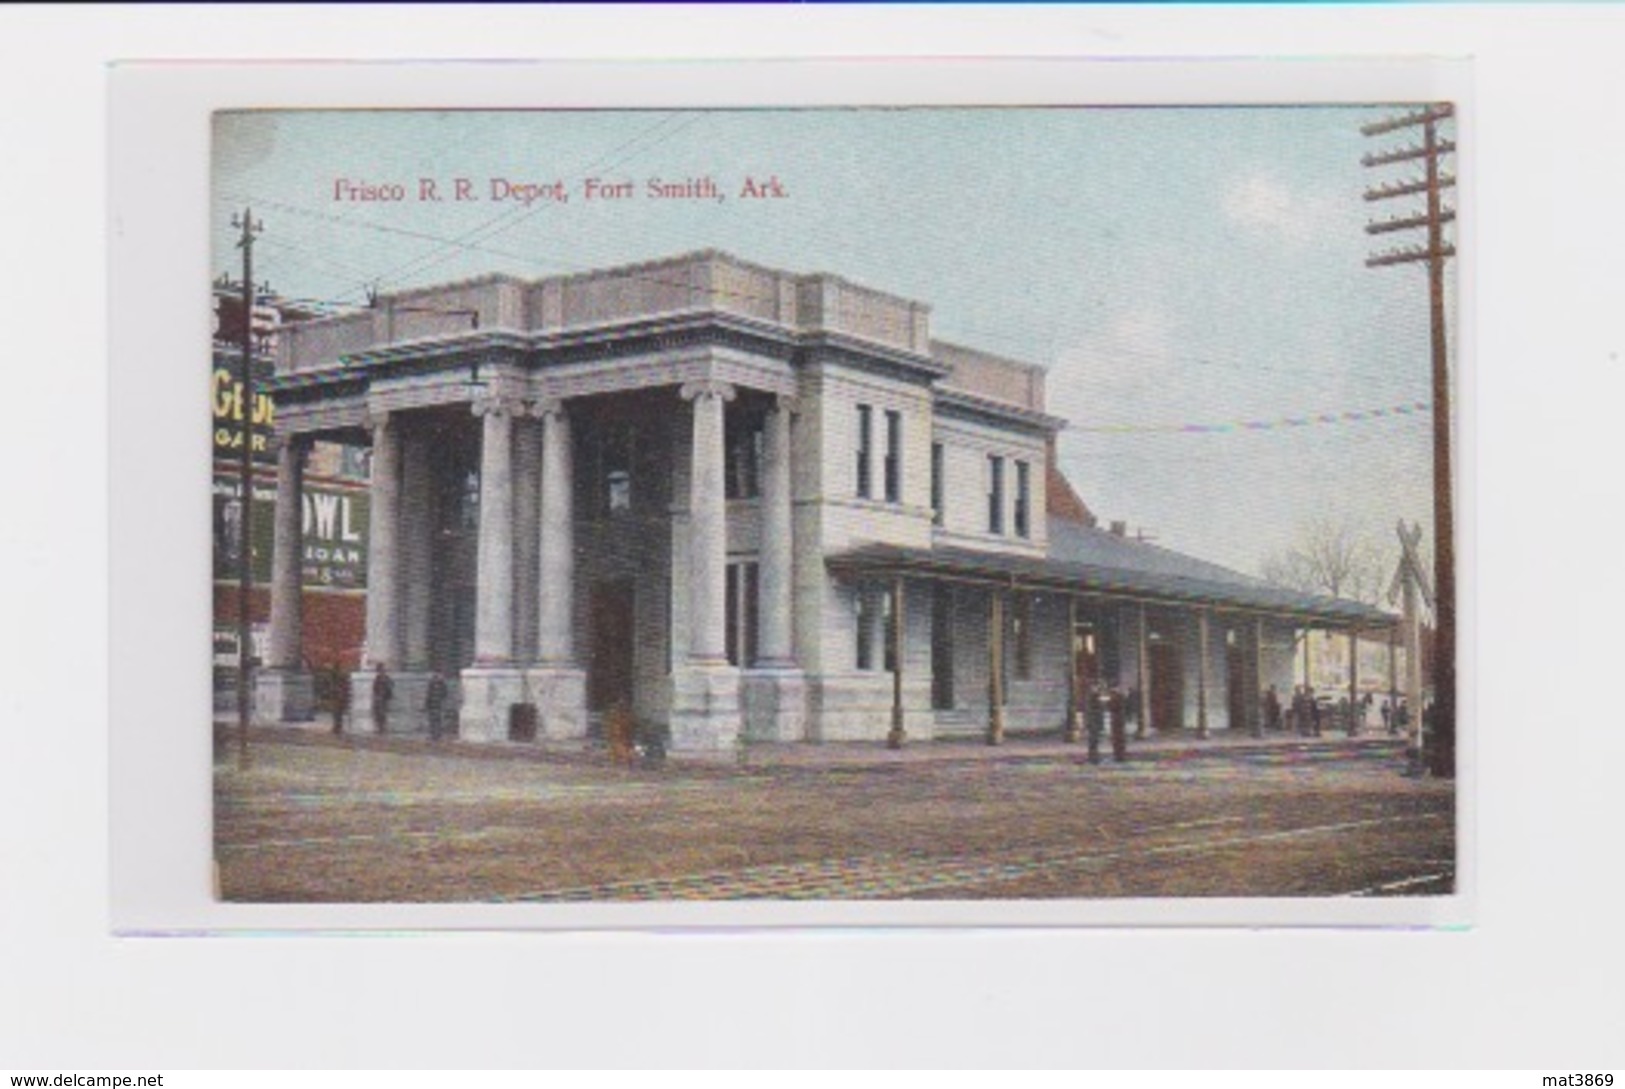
top-left (348, 670), bottom-right (436, 736)
top-left (254, 669), bottom-right (315, 723)
top-left (457, 667), bottom-right (531, 743)
top-left (669, 664), bottom-right (742, 752)
top-left (741, 668), bottom-right (806, 742)
top-left (524, 665), bottom-right (588, 741)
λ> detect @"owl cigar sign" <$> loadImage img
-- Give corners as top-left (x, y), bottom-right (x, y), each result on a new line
top-left (212, 473), bottom-right (370, 590)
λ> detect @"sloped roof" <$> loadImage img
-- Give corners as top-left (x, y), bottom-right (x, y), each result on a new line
top-left (827, 518), bottom-right (1394, 628)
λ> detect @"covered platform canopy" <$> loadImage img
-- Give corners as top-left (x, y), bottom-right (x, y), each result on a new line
top-left (828, 518), bottom-right (1396, 630)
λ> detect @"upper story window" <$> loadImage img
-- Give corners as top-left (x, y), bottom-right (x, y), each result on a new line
top-left (930, 442), bottom-right (944, 526)
top-left (856, 404), bottom-right (873, 499)
top-left (884, 409), bottom-right (902, 503)
top-left (725, 411), bottom-right (763, 500)
top-left (1014, 459), bottom-right (1031, 538)
top-left (987, 455), bottom-right (1005, 535)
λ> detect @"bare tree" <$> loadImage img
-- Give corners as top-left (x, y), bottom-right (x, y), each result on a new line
top-left (1261, 516), bottom-right (1390, 604)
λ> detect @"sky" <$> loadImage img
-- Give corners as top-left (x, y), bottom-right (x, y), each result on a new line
top-left (212, 106), bottom-right (1454, 583)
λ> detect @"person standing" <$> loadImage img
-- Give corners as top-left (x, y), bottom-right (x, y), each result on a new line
top-left (372, 665), bottom-right (393, 735)
top-left (1108, 686), bottom-right (1128, 763)
top-left (426, 671), bottom-right (448, 741)
top-left (331, 666), bottom-right (350, 735)
top-left (1264, 684), bottom-right (1282, 733)
top-left (1085, 681), bottom-right (1106, 765)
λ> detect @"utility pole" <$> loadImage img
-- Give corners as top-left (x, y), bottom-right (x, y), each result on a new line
top-left (231, 208), bottom-right (263, 772)
top-left (1363, 103), bottom-right (1456, 779)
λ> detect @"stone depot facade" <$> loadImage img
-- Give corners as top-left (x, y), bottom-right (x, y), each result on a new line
top-left (254, 251), bottom-right (1392, 752)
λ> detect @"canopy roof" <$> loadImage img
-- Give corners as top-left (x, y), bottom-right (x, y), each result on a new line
top-left (827, 518), bottom-right (1394, 629)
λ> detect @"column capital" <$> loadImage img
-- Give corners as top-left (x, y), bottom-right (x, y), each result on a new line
top-left (362, 408), bottom-right (391, 434)
top-left (680, 379), bottom-right (736, 404)
top-left (269, 431), bottom-right (313, 457)
top-left (472, 393), bottom-right (524, 419)
top-left (528, 396), bottom-right (569, 421)
top-left (768, 393), bottom-right (801, 417)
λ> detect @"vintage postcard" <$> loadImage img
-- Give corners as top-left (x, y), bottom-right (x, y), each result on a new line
top-left (179, 67), bottom-right (1466, 924)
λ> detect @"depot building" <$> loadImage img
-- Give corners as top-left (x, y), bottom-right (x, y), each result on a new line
top-left (256, 250), bottom-right (1392, 751)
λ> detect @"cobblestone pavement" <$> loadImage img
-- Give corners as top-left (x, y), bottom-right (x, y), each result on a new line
top-left (214, 728), bottom-right (1455, 902)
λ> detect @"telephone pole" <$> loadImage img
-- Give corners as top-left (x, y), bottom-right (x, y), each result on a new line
top-left (231, 208), bottom-right (263, 771)
top-left (1363, 103), bottom-right (1456, 778)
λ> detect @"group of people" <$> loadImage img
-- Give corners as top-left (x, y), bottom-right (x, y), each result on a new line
top-left (1274, 684), bottom-right (1410, 738)
top-left (317, 665), bottom-right (453, 740)
top-left (1080, 681), bottom-right (1134, 764)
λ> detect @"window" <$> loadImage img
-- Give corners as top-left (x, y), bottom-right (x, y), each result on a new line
top-left (884, 409), bottom-right (901, 503)
top-left (724, 411), bottom-right (763, 500)
top-left (1014, 459), bottom-right (1031, 538)
top-left (725, 561), bottom-right (759, 667)
top-left (856, 404), bottom-right (873, 499)
top-left (1012, 594), bottom-right (1033, 680)
top-left (855, 589), bottom-right (874, 670)
top-left (930, 442), bottom-right (944, 525)
top-left (987, 455), bottom-right (1005, 535)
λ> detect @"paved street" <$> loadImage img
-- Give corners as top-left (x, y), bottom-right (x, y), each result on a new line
top-left (214, 727), bottom-right (1455, 902)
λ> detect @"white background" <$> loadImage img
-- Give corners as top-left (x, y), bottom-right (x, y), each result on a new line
top-left (3, 5), bottom-right (1623, 1069)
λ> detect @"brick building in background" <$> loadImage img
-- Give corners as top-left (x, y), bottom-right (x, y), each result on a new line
top-left (211, 284), bottom-right (369, 713)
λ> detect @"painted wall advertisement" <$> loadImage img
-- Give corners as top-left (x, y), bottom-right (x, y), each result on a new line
top-left (211, 473), bottom-right (370, 590)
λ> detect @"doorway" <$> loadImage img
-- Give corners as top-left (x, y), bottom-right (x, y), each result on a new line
top-left (1149, 640), bottom-right (1183, 732)
top-left (931, 585), bottom-right (955, 710)
top-left (588, 579), bottom-right (636, 713)
top-left (1226, 636), bottom-right (1247, 731)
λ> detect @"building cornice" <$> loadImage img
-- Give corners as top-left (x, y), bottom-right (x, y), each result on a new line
top-left (933, 387), bottom-right (1066, 435)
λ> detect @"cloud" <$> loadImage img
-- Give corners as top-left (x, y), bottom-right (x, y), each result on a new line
top-left (1222, 172), bottom-right (1337, 246)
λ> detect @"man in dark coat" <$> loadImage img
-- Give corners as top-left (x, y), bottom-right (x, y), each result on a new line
top-left (1085, 681), bottom-right (1106, 765)
top-left (331, 667), bottom-right (350, 735)
top-left (1264, 684), bottom-right (1282, 732)
top-left (1108, 686), bottom-right (1128, 763)
top-left (372, 666), bottom-right (393, 735)
top-left (426, 671), bottom-right (448, 741)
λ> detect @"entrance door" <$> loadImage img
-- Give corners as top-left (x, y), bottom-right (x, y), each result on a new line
top-left (931, 585), bottom-right (955, 710)
top-left (1226, 639), bottom-right (1247, 731)
top-left (588, 580), bottom-right (636, 713)
top-left (1149, 641), bottom-right (1183, 732)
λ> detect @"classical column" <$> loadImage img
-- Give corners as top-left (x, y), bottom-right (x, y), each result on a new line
top-left (535, 398), bottom-right (575, 665)
top-left (1196, 609), bottom-right (1210, 740)
top-left (472, 395), bottom-right (517, 665)
top-left (265, 433), bottom-right (310, 671)
top-left (886, 576), bottom-right (906, 749)
top-left (987, 591), bottom-right (1005, 745)
top-left (400, 427), bottom-right (435, 671)
top-left (756, 397), bottom-right (796, 668)
top-left (363, 412), bottom-right (401, 669)
top-left (1136, 603), bottom-right (1151, 738)
top-left (682, 381), bottom-right (734, 665)
top-left (512, 416), bottom-right (542, 664)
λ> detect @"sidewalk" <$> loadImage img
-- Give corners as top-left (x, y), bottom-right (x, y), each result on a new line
top-left (217, 714), bottom-right (1406, 772)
